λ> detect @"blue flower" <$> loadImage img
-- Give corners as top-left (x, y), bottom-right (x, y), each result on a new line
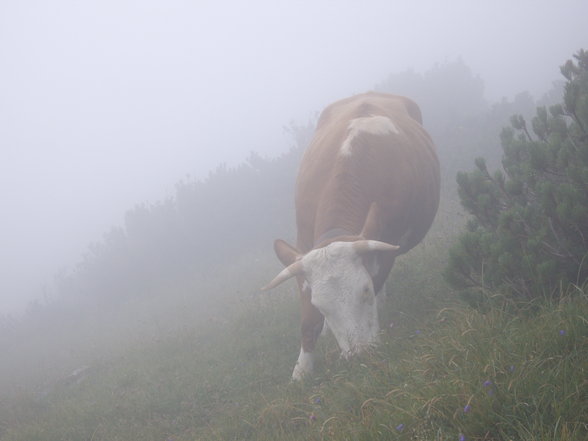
top-left (483, 380), bottom-right (492, 387)
top-left (559, 329), bottom-right (566, 336)
top-left (396, 423), bottom-right (405, 432)
top-left (459, 434), bottom-right (466, 441)
top-left (463, 404), bottom-right (471, 413)
top-left (314, 397), bottom-right (322, 404)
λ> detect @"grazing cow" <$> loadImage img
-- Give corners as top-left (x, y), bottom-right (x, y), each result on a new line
top-left (263, 92), bottom-right (440, 380)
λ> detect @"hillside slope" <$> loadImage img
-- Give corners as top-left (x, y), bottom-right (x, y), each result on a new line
top-left (2, 257), bottom-right (586, 440)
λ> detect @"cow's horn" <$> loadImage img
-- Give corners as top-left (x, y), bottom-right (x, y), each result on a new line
top-left (262, 260), bottom-right (304, 291)
top-left (361, 202), bottom-right (382, 240)
top-left (353, 240), bottom-right (400, 255)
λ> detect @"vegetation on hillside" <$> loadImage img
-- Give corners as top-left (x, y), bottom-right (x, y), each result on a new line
top-left (2, 283), bottom-right (586, 441)
top-left (446, 50), bottom-right (588, 303)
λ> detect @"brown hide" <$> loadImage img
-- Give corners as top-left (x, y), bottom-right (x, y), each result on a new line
top-left (296, 92), bottom-right (439, 262)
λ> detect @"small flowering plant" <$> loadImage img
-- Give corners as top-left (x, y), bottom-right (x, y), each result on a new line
top-left (481, 379), bottom-right (497, 396)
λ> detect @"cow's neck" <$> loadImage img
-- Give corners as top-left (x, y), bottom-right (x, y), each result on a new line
top-left (314, 228), bottom-right (353, 247)
top-left (314, 157), bottom-right (370, 244)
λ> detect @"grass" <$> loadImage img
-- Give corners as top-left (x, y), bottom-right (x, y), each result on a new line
top-left (1, 270), bottom-right (586, 440)
top-left (244, 291), bottom-right (588, 441)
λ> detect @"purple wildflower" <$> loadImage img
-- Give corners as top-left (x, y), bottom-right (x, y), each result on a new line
top-left (559, 329), bottom-right (566, 336)
top-left (309, 413), bottom-right (316, 422)
top-left (463, 404), bottom-right (471, 413)
top-left (395, 423), bottom-right (405, 432)
top-left (314, 397), bottom-right (322, 404)
top-left (459, 434), bottom-right (466, 441)
top-left (415, 330), bottom-right (421, 335)
top-left (483, 380), bottom-right (492, 387)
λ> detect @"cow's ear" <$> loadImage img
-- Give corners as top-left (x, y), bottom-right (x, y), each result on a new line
top-left (274, 239), bottom-right (302, 267)
top-left (361, 202), bottom-right (382, 240)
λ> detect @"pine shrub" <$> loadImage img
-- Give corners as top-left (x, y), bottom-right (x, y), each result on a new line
top-left (446, 50), bottom-right (588, 303)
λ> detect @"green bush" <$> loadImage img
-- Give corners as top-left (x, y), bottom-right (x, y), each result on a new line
top-left (446, 50), bottom-right (588, 303)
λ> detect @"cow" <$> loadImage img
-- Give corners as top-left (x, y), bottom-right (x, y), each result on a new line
top-left (263, 92), bottom-right (440, 380)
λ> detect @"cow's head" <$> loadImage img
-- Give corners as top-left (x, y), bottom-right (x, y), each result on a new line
top-left (263, 239), bottom-right (399, 355)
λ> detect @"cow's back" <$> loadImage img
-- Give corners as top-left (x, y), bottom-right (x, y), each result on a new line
top-left (295, 92), bottom-right (440, 253)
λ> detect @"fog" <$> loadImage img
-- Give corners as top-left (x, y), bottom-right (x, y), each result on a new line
top-left (1, 0), bottom-right (586, 314)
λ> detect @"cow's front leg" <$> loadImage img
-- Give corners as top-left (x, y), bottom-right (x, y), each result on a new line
top-left (293, 294), bottom-right (324, 380)
top-left (292, 347), bottom-right (315, 381)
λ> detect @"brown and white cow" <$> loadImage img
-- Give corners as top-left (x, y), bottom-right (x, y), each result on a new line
top-left (263, 92), bottom-right (440, 380)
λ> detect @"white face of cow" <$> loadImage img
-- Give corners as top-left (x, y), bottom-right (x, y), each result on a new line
top-left (264, 240), bottom-right (399, 357)
top-left (302, 242), bottom-right (380, 354)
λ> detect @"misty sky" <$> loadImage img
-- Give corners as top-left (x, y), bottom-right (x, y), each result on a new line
top-left (1, 0), bottom-right (586, 314)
